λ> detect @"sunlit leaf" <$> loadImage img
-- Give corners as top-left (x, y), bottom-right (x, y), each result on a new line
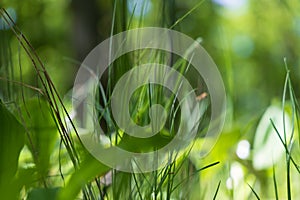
top-left (253, 104), bottom-right (292, 170)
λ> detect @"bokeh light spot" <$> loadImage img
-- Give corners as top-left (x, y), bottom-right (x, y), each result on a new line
top-left (236, 140), bottom-right (250, 159)
top-left (0, 7), bottom-right (17, 30)
top-left (127, 0), bottom-right (152, 17)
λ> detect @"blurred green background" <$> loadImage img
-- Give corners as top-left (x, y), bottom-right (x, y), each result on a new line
top-left (1, 0), bottom-right (300, 199)
top-left (2, 0), bottom-right (300, 117)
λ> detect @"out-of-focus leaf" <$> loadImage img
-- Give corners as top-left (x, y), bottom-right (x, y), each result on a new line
top-left (190, 127), bottom-right (241, 167)
top-left (20, 98), bottom-right (58, 181)
top-left (0, 101), bottom-right (25, 199)
top-left (253, 104), bottom-right (292, 170)
top-left (117, 131), bottom-right (173, 153)
top-left (15, 167), bottom-right (37, 191)
top-left (27, 187), bottom-right (60, 200)
top-left (57, 148), bottom-right (110, 200)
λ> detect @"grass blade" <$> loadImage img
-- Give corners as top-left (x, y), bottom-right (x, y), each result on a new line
top-left (247, 183), bottom-right (260, 200)
top-left (270, 119), bottom-right (300, 173)
top-left (170, 0), bottom-right (205, 29)
top-left (272, 166), bottom-right (279, 200)
top-left (212, 180), bottom-right (221, 200)
top-left (172, 161), bottom-right (220, 192)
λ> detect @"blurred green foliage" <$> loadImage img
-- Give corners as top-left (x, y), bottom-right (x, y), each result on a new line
top-left (1, 0), bottom-right (300, 116)
top-left (1, 0), bottom-right (300, 199)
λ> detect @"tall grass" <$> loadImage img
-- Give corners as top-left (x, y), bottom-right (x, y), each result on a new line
top-left (0, 1), bottom-right (219, 199)
top-left (1, 1), bottom-right (300, 199)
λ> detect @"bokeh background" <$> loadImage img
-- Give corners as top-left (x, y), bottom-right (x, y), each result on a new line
top-left (1, 0), bottom-right (300, 199)
top-left (2, 0), bottom-right (300, 117)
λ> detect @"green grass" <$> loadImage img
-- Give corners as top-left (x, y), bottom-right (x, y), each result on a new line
top-left (1, 1), bottom-right (300, 199)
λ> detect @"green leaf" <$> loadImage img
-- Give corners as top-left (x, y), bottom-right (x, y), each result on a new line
top-left (117, 131), bottom-right (173, 153)
top-left (0, 101), bottom-right (25, 198)
top-left (20, 98), bottom-right (58, 181)
top-left (27, 188), bottom-right (60, 200)
top-left (15, 167), bottom-right (37, 191)
top-left (57, 148), bottom-right (110, 200)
